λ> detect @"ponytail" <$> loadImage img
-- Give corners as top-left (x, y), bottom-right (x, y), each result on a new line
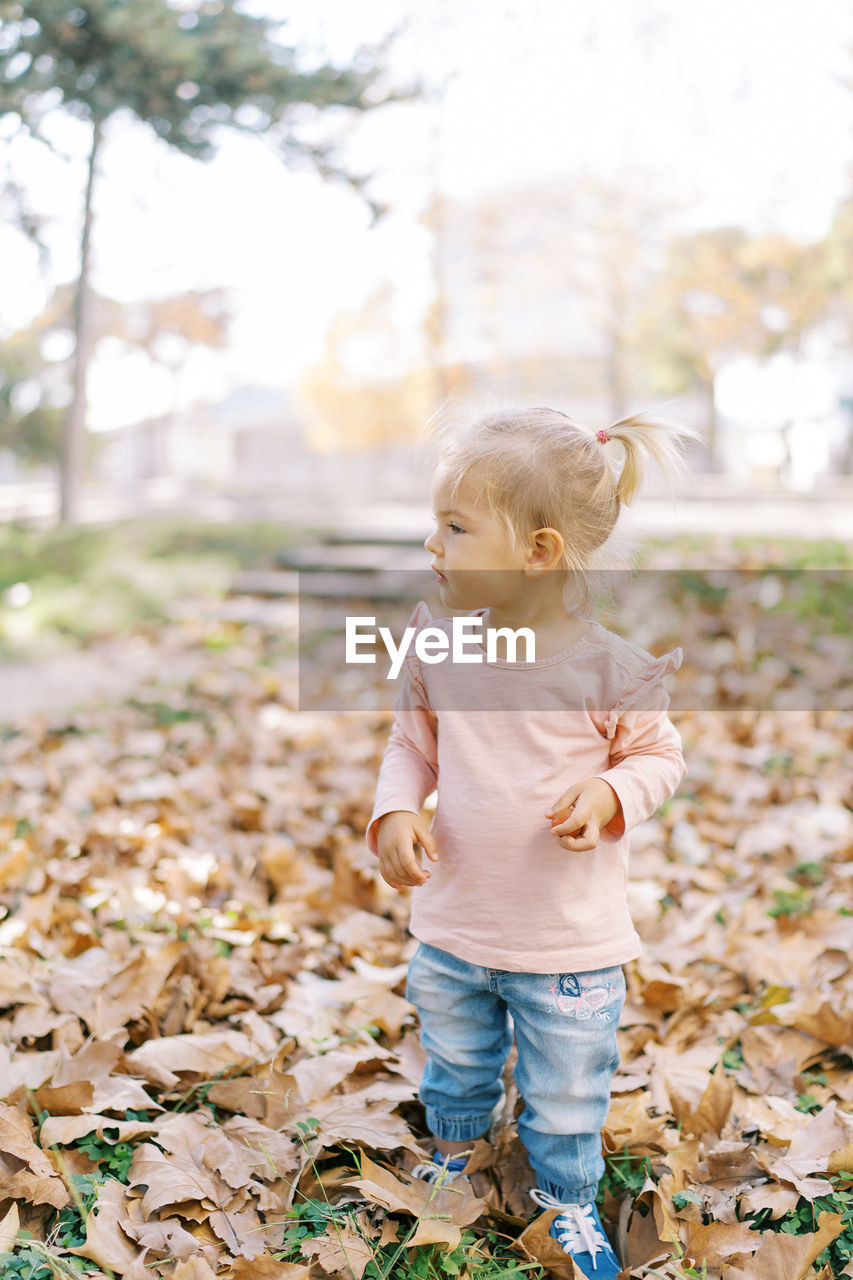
top-left (598, 411), bottom-right (702, 507)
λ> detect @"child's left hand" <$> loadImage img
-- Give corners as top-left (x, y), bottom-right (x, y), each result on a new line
top-left (545, 778), bottom-right (622, 851)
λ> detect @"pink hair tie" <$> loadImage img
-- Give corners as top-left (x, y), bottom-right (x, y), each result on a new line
top-left (596, 428), bottom-right (608, 443)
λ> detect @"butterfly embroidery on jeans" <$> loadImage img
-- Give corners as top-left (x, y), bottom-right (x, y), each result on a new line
top-left (553, 978), bottom-right (615, 1021)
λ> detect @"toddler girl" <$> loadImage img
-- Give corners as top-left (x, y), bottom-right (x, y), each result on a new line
top-left (365, 405), bottom-right (695, 1277)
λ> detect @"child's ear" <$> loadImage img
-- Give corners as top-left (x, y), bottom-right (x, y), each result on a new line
top-left (527, 526), bottom-right (564, 572)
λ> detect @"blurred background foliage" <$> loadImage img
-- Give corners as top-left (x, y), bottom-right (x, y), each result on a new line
top-left (1, 1), bottom-right (853, 523)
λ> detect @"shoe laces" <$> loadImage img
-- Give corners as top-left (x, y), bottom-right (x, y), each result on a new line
top-left (529, 1189), bottom-right (608, 1267)
top-left (410, 1153), bottom-right (468, 1184)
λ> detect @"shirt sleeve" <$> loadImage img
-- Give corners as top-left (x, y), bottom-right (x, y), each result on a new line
top-left (365, 601), bottom-right (439, 856)
top-left (594, 647), bottom-right (686, 841)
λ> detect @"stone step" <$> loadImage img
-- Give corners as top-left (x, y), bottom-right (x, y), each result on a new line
top-left (277, 542), bottom-right (427, 571)
top-left (229, 567), bottom-right (432, 601)
top-left (321, 526), bottom-right (427, 547)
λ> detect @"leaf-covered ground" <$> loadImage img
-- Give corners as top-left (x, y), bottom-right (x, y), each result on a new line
top-left (1, 537), bottom-right (852, 1280)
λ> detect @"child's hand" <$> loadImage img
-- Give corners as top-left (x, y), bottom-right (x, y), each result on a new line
top-left (545, 779), bottom-right (621, 851)
top-left (376, 810), bottom-right (439, 889)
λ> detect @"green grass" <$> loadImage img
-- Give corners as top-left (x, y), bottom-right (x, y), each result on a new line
top-left (0, 517), bottom-right (326, 658)
top-left (275, 1198), bottom-right (544, 1279)
top-left (640, 534), bottom-right (853, 570)
top-left (2, 524), bottom-right (849, 660)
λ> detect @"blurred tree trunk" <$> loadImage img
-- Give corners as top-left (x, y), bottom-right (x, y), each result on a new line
top-left (705, 376), bottom-right (718, 470)
top-left (61, 116), bottom-right (102, 525)
top-left (843, 426), bottom-right (853, 474)
top-left (424, 195), bottom-right (452, 406)
top-left (3, 0), bottom-right (392, 525)
top-left (604, 264), bottom-right (629, 421)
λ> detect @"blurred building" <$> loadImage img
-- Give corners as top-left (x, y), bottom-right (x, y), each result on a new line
top-left (95, 386), bottom-right (309, 493)
top-left (92, 384), bottom-right (430, 504)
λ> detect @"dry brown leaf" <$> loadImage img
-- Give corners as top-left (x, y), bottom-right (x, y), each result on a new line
top-left (738, 1180), bottom-right (801, 1219)
top-left (517, 1208), bottom-right (584, 1279)
top-left (3, 571), bottom-right (853, 1273)
top-left (39, 1113), bottom-right (158, 1148)
top-left (288, 1045), bottom-right (394, 1104)
top-left (68, 1177), bottom-right (140, 1273)
top-left (49, 941), bottom-right (185, 1037)
top-left (757, 1100), bottom-right (852, 1196)
top-left (0, 1045), bottom-right (60, 1100)
top-left (620, 1196), bottom-right (674, 1271)
top-left (127, 1028), bottom-right (267, 1088)
top-left (230, 1258), bottom-right (312, 1279)
top-left (786, 999), bottom-right (853, 1048)
top-left (0, 1201), bottom-right (20, 1252)
top-left (301, 1223), bottom-right (375, 1277)
top-left (683, 1218), bottom-right (761, 1266)
top-left (682, 1066), bottom-right (733, 1137)
top-left (344, 1152), bottom-right (487, 1248)
top-left (123, 1213), bottom-right (217, 1262)
top-left (207, 1202), bottom-right (267, 1257)
top-left (309, 1092), bottom-right (420, 1151)
top-left (604, 1090), bottom-right (670, 1151)
top-left (0, 1102), bottom-right (69, 1209)
top-left (154, 1110), bottom-right (255, 1189)
top-left (170, 1259), bottom-right (220, 1280)
top-left (221, 1113), bottom-right (300, 1179)
top-left (723, 1210), bottom-right (846, 1280)
top-left (127, 1141), bottom-right (227, 1216)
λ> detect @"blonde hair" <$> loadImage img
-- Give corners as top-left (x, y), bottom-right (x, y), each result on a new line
top-left (415, 399), bottom-right (702, 616)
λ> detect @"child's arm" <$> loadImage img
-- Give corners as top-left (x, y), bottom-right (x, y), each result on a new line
top-left (375, 810), bottom-right (439, 889)
top-left (596, 699), bottom-right (686, 841)
top-left (548, 644), bottom-right (686, 850)
top-left (366, 639), bottom-right (441, 889)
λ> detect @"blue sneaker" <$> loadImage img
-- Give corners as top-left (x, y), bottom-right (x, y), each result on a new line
top-left (410, 1150), bottom-right (469, 1184)
top-left (529, 1189), bottom-right (622, 1278)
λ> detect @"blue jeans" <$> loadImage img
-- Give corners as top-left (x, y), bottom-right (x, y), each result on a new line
top-left (406, 941), bottom-right (626, 1205)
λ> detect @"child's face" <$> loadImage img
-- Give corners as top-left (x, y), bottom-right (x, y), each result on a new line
top-left (425, 469), bottom-right (528, 611)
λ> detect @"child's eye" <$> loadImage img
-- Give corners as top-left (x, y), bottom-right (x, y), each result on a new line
top-left (448, 522), bottom-right (464, 534)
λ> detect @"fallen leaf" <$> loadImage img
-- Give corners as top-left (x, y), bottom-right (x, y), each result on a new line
top-left (123, 1214), bottom-right (217, 1263)
top-left (127, 1028), bottom-right (267, 1088)
top-left (0, 1102), bottom-right (69, 1208)
top-left (682, 1066), bottom-right (733, 1137)
top-left (344, 1152), bottom-right (487, 1249)
top-left (723, 1211), bottom-right (845, 1280)
top-left (683, 1219), bottom-right (761, 1266)
top-left (68, 1177), bottom-right (140, 1273)
top-left (0, 1201), bottom-right (19, 1252)
top-left (301, 1224), bottom-right (375, 1277)
top-left (127, 1141), bottom-right (227, 1217)
top-left (757, 1100), bottom-right (851, 1195)
top-left (516, 1208), bottom-right (581, 1279)
top-left (171, 1259), bottom-right (219, 1280)
top-left (231, 1259), bottom-right (312, 1279)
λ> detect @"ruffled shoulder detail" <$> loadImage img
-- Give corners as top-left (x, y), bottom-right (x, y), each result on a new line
top-left (399, 600), bottom-right (434, 706)
top-left (603, 646), bottom-right (683, 740)
top-left (405, 599), bottom-right (434, 630)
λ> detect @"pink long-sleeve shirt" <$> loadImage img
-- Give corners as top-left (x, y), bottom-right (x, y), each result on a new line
top-left (366, 601), bottom-right (686, 973)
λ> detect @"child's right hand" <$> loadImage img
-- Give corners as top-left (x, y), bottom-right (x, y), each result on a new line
top-left (376, 811), bottom-right (439, 890)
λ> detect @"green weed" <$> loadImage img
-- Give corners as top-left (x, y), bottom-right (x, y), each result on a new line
top-left (767, 886), bottom-right (814, 919)
top-left (721, 1042), bottom-right (745, 1074)
top-left (597, 1145), bottom-right (652, 1205)
top-left (745, 1169), bottom-right (853, 1275)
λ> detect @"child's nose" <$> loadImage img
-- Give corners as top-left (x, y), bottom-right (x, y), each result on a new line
top-left (424, 530), bottom-right (439, 555)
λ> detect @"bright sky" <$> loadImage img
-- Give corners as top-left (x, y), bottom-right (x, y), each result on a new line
top-left (1, 0), bottom-right (852, 429)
